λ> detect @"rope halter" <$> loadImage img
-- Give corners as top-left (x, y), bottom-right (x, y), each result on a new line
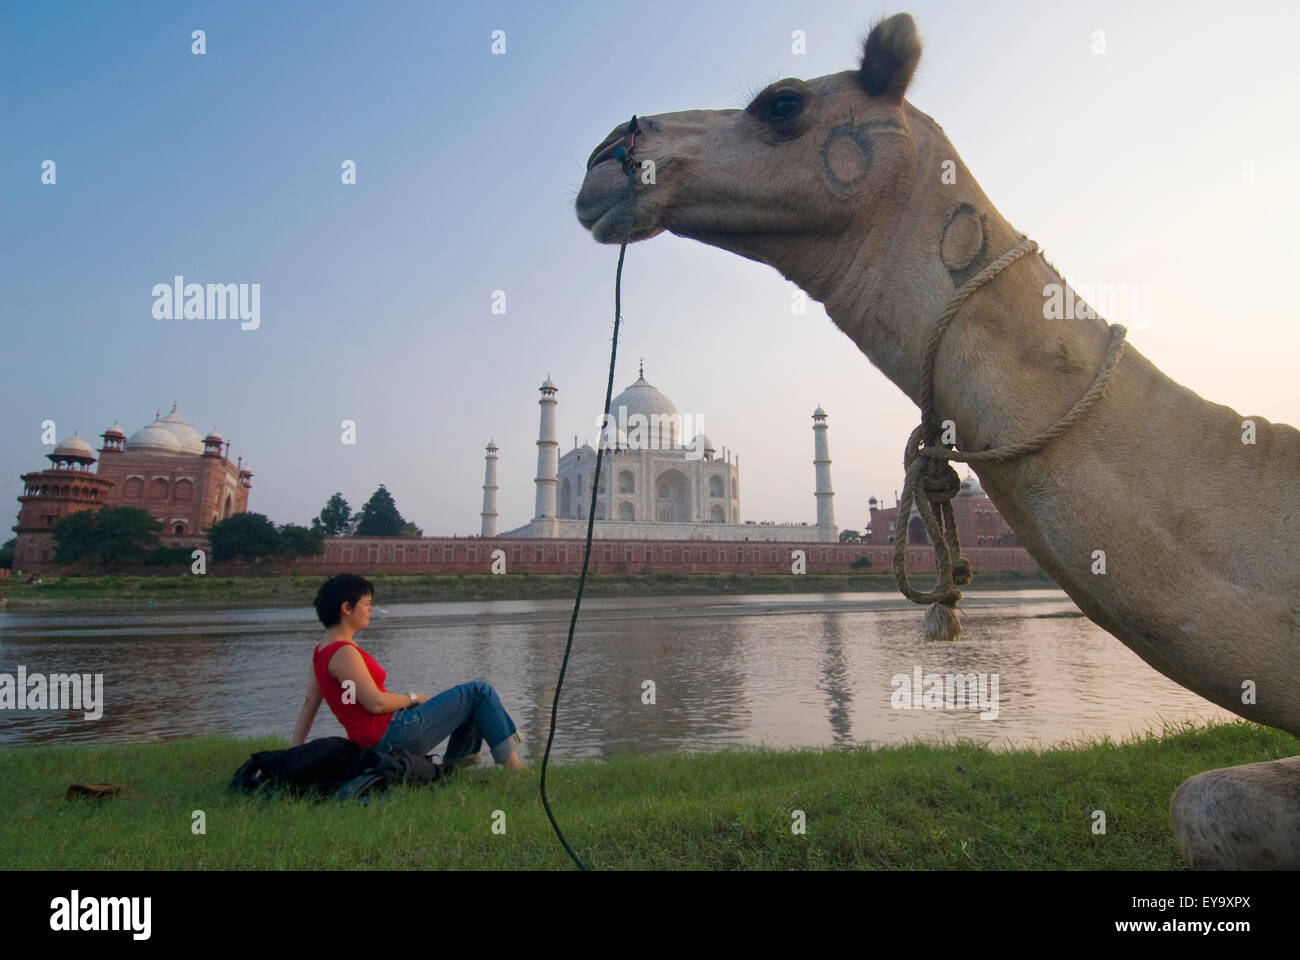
top-left (892, 236), bottom-right (1128, 641)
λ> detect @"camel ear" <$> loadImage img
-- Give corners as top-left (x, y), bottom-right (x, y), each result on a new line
top-left (859, 13), bottom-right (921, 100)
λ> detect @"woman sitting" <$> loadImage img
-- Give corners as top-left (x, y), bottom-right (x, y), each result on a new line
top-left (291, 573), bottom-right (527, 772)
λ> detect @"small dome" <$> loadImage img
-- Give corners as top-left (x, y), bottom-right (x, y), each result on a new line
top-left (204, 429), bottom-right (223, 443)
top-left (541, 377), bottom-right (557, 391)
top-left (53, 433), bottom-right (94, 460)
top-left (959, 472), bottom-right (984, 496)
top-left (126, 418), bottom-right (183, 453)
top-left (691, 433), bottom-right (715, 452)
top-left (486, 438), bottom-right (498, 451)
top-left (812, 406), bottom-right (827, 419)
top-left (104, 423), bottom-right (125, 437)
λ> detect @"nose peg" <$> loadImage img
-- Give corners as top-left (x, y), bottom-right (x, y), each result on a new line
top-left (621, 115), bottom-right (639, 175)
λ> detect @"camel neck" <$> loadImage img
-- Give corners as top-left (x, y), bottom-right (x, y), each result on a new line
top-left (820, 184), bottom-right (1116, 459)
top-left (926, 249), bottom-right (1121, 455)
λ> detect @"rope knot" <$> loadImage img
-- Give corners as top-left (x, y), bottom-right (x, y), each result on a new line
top-left (922, 459), bottom-right (962, 502)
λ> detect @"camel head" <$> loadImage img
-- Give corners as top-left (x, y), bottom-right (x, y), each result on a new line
top-left (576, 12), bottom-right (1021, 404)
top-left (575, 14), bottom-right (949, 300)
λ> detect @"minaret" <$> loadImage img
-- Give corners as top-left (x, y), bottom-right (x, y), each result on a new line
top-left (812, 406), bottom-right (835, 531)
top-left (480, 439), bottom-right (499, 536)
top-left (533, 376), bottom-right (559, 523)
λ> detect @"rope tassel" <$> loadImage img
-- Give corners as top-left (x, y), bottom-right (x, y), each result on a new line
top-left (892, 425), bottom-right (968, 641)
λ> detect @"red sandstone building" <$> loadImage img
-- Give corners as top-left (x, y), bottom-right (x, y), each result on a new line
top-left (11, 403), bottom-right (252, 569)
top-left (867, 472), bottom-right (1023, 549)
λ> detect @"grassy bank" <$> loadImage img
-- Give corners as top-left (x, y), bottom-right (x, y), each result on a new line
top-left (2, 719), bottom-right (1292, 869)
top-left (0, 569), bottom-right (1058, 611)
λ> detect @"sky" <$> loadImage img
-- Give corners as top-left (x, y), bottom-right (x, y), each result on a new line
top-left (3, 0), bottom-right (1297, 538)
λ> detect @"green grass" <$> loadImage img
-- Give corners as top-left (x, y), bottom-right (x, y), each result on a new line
top-left (2, 718), bottom-right (1292, 869)
top-left (1, 569), bottom-right (1059, 611)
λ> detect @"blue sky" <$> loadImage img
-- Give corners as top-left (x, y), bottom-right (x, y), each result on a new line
top-left (3, 0), bottom-right (1297, 537)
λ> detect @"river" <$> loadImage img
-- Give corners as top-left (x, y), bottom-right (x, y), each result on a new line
top-left (0, 590), bottom-right (1235, 759)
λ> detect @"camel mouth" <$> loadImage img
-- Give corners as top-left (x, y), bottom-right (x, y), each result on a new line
top-left (575, 158), bottom-right (662, 244)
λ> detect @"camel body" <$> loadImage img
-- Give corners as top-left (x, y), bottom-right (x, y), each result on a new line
top-left (576, 11), bottom-right (1300, 865)
top-left (887, 240), bottom-right (1300, 738)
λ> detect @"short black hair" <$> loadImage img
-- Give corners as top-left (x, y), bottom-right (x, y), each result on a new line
top-left (313, 573), bottom-right (374, 627)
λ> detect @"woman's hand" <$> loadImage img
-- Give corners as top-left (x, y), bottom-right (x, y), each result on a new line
top-left (411, 692), bottom-right (429, 706)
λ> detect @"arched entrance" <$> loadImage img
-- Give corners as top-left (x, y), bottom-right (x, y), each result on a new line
top-left (655, 469), bottom-right (689, 522)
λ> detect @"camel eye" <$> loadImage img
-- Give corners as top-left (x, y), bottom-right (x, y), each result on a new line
top-left (765, 93), bottom-right (804, 123)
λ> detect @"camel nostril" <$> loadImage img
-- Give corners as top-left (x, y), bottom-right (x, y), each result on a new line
top-left (588, 141), bottom-right (621, 170)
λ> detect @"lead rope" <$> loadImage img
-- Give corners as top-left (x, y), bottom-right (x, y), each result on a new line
top-left (892, 236), bottom-right (1128, 641)
top-left (541, 116), bottom-right (640, 871)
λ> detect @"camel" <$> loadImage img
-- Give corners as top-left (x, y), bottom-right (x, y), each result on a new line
top-left (575, 13), bottom-right (1300, 869)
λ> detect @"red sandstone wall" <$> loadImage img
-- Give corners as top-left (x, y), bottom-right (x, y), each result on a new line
top-left (94, 536), bottom-right (1038, 577)
top-left (11, 531), bottom-right (1041, 577)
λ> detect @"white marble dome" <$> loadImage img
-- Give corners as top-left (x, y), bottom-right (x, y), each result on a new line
top-left (126, 417), bottom-right (183, 453)
top-left (159, 407), bottom-right (205, 454)
top-left (610, 371), bottom-right (680, 446)
top-left (611, 373), bottom-right (678, 421)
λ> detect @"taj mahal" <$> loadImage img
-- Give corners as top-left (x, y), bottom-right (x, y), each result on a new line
top-left (482, 363), bottom-right (838, 543)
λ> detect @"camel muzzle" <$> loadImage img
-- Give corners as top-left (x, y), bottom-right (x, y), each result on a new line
top-left (578, 116), bottom-right (656, 242)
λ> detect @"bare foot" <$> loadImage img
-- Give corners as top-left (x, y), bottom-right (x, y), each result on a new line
top-left (503, 752), bottom-right (529, 771)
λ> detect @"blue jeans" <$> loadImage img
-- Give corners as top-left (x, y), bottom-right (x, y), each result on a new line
top-left (376, 679), bottom-right (523, 767)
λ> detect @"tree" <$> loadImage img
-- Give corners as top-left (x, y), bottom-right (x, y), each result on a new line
top-left (354, 484), bottom-right (417, 537)
top-left (145, 545), bottom-right (196, 566)
top-left (311, 493), bottom-right (354, 536)
top-left (850, 555), bottom-right (873, 570)
top-left (278, 523), bottom-right (326, 557)
top-left (0, 537), bottom-right (16, 570)
top-left (50, 511), bottom-right (100, 564)
top-left (208, 512), bottom-right (281, 562)
top-left (52, 507), bottom-right (163, 571)
top-left (839, 529), bottom-right (862, 542)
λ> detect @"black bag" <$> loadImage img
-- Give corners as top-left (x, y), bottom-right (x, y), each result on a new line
top-left (230, 737), bottom-right (452, 803)
top-left (334, 743), bottom-right (453, 802)
top-left (230, 736), bottom-right (362, 797)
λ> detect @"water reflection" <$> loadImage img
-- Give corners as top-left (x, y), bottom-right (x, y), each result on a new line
top-left (0, 591), bottom-right (1235, 757)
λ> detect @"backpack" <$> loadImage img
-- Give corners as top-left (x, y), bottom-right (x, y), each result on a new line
top-left (230, 737), bottom-right (453, 803)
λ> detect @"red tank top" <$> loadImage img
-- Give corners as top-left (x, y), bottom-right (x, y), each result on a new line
top-left (313, 639), bottom-right (393, 748)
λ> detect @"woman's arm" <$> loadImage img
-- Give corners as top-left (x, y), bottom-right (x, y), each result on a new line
top-left (328, 644), bottom-right (420, 715)
top-left (290, 666), bottom-right (324, 748)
